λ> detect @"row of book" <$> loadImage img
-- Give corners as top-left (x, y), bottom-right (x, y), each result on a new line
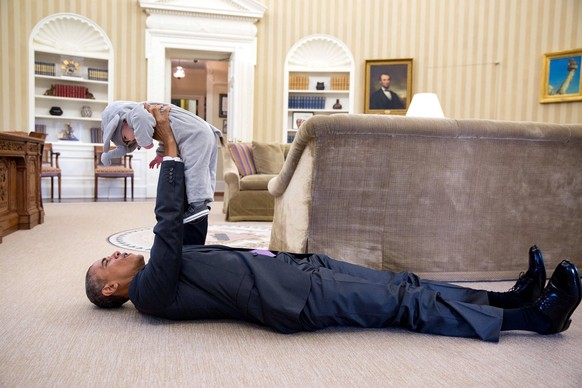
top-left (288, 96), bottom-right (326, 110)
top-left (35, 61), bottom-right (56, 76)
top-left (90, 127), bottom-right (103, 143)
top-left (330, 76), bottom-right (350, 90)
top-left (88, 68), bottom-right (108, 81)
top-left (35, 62), bottom-right (109, 82)
top-left (289, 75), bottom-right (309, 90)
top-left (288, 75), bottom-right (350, 91)
top-left (47, 84), bottom-right (88, 99)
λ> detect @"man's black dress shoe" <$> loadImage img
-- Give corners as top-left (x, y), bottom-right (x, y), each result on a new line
top-left (532, 260), bottom-right (582, 334)
top-left (508, 245), bottom-right (547, 303)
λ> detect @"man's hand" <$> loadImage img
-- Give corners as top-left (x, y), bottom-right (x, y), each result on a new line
top-left (146, 104), bottom-right (178, 158)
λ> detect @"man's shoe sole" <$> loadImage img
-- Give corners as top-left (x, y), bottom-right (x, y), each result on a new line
top-left (183, 209), bottom-right (209, 224)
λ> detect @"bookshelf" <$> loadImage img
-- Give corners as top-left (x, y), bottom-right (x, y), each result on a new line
top-left (283, 35), bottom-right (355, 143)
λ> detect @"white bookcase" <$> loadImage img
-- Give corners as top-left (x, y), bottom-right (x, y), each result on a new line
top-left (26, 13), bottom-right (149, 200)
top-left (283, 34), bottom-right (355, 143)
top-left (29, 14), bottom-right (113, 143)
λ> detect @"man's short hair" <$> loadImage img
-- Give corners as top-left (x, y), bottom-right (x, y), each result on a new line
top-left (85, 267), bottom-right (129, 308)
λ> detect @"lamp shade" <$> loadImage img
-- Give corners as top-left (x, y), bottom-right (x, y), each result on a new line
top-left (406, 93), bottom-right (445, 118)
top-left (173, 66), bottom-right (185, 79)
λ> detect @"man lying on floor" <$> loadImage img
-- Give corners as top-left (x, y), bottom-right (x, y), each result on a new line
top-left (85, 105), bottom-right (582, 342)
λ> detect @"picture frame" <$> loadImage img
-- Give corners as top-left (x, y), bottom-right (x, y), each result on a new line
top-left (292, 111), bottom-right (314, 129)
top-left (219, 93), bottom-right (228, 118)
top-left (364, 58), bottom-right (413, 114)
top-left (540, 48), bottom-right (582, 104)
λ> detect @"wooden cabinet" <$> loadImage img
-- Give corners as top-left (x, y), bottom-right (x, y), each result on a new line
top-left (0, 132), bottom-right (44, 242)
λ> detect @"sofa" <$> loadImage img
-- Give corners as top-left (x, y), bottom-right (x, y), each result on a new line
top-left (223, 141), bottom-right (291, 221)
top-left (268, 114), bottom-right (582, 280)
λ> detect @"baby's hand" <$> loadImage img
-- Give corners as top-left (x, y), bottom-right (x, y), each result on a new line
top-left (149, 155), bottom-right (163, 169)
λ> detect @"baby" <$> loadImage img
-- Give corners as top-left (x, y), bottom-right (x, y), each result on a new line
top-left (101, 101), bottom-right (222, 223)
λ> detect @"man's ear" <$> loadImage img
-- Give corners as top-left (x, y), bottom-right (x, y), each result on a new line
top-left (102, 282), bottom-right (119, 296)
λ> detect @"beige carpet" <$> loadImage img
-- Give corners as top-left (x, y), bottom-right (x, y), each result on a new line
top-left (1, 201), bottom-right (581, 387)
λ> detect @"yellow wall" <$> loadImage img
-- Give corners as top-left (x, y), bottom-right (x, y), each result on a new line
top-left (2, 0), bottom-right (581, 142)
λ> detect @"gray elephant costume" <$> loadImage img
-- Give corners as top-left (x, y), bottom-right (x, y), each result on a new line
top-left (101, 101), bottom-right (222, 207)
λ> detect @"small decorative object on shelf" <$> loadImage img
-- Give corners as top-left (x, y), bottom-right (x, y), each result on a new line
top-left (49, 106), bottom-right (63, 116)
top-left (333, 99), bottom-right (342, 109)
top-left (61, 59), bottom-right (80, 76)
top-left (81, 105), bottom-right (92, 117)
top-left (59, 123), bottom-right (78, 141)
top-left (316, 82), bottom-right (325, 90)
top-left (34, 124), bottom-right (47, 133)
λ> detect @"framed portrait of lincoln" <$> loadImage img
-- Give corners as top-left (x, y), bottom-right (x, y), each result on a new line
top-left (364, 58), bottom-right (413, 115)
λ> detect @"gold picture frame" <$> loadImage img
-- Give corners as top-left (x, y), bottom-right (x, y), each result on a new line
top-left (364, 58), bottom-right (413, 114)
top-left (540, 48), bottom-right (582, 103)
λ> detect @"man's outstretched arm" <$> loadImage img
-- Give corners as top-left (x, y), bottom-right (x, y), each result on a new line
top-left (129, 105), bottom-right (186, 311)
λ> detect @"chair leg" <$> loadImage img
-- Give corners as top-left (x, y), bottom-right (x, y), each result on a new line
top-left (57, 175), bottom-right (61, 202)
top-left (94, 176), bottom-right (98, 201)
top-left (50, 177), bottom-right (54, 202)
top-left (123, 177), bottom-right (127, 201)
top-left (131, 176), bottom-right (134, 200)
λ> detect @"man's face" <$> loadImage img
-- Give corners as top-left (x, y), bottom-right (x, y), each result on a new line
top-left (380, 75), bottom-right (391, 89)
top-left (90, 251), bottom-right (145, 292)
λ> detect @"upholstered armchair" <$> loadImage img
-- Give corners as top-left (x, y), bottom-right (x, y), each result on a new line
top-left (222, 141), bottom-right (291, 221)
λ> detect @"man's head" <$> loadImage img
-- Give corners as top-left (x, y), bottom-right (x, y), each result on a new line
top-left (85, 251), bottom-right (145, 308)
top-left (379, 74), bottom-right (392, 89)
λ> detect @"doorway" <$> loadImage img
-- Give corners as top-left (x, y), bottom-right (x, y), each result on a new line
top-left (170, 57), bottom-right (229, 136)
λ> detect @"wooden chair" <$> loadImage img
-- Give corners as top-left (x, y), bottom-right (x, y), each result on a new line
top-left (94, 145), bottom-right (134, 201)
top-left (40, 143), bottom-right (62, 202)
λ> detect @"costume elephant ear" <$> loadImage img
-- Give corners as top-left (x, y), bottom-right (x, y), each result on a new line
top-left (102, 114), bottom-right (120, 153)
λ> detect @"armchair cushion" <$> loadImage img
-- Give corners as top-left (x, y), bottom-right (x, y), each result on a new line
top-left (228, 143), bottom-right (256, 176)
top-left (252, 141), bottom-right (285, 174)
top-left (240, 174), bottom-right (278, 191)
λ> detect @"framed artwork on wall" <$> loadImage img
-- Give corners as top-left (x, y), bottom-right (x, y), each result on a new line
top-left (292, 111), bottom-right (313, 129)
top-left (364, 58), bottom-right (413, 115)
top-left (219, 93), bottom-right (228, 117)
top-left (540, 48), bottom-right (582, 103)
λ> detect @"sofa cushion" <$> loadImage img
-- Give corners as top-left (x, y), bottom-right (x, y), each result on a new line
top-left (229, 143), bottom-right (256, 176)
top-left (252, 141), bottom-right (285, 174)
top-left (240, 174), bottom-right (277, 190)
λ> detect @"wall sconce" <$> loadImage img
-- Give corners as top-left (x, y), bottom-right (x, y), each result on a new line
top-left (406, 93), bottom-right (445, 118)
top-left (173, 60), bottom-right (185, 79)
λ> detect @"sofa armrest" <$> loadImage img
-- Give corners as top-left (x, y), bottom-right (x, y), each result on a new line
top-left (268, 117), bottom-right (318, 197)
top-left (222, 146), bottom-right (241, 214)
top-left (268, 118), bottom-right (321, 253)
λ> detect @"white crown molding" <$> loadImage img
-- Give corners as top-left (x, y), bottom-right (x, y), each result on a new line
top-left (139, 0), bottom-right (266, 21)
